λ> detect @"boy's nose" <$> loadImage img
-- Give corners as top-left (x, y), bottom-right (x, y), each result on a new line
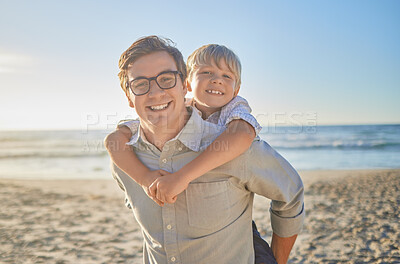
top-left (211, 77), bottom-right (223, 85)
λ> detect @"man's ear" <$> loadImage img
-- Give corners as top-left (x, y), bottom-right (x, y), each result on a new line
top-left (185, 79), bottom-right (192, 92)
top-left (125, 91), bottom-right (135, 108)
top-left (234, 85), bottom-right (241, 97)
top-left (128, 99), bottom-right (135, 108)
top-left (183, 80), bottom-right (188, 97)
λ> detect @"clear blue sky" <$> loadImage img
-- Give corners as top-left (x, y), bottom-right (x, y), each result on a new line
top-left (1, 0), bottom-right (399, 130)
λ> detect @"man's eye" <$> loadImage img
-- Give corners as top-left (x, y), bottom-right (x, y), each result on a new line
top-left (138, 82), bottom-right (147, 87)
top-left (223, 74), bottom-right (232, 79)
top-left (133, 81), bottom-right (147, 88)
top-left (160, 77), bottom-right (173, 82)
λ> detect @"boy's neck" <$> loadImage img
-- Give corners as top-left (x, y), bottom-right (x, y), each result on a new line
top-left (193, 100), bottom-right (221, 120)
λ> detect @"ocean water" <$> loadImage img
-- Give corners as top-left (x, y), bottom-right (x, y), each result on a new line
top-left (0, 124), bottom-right (399, 179)
top-left (259, 124), bottom-right (400, 171)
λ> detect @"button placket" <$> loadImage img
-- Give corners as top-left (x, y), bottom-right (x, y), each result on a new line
top-left (162, 204), bottom-right (180, 264)
top-left (160, 142), bottom-right (179, 263)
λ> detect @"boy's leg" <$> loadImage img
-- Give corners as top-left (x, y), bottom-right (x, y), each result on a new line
top-left (252, 221), bottom-right (277, 264)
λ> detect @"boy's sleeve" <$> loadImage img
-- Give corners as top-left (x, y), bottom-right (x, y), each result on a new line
top-left (220, 96), bottom-right (262, 135)
top-left (117, 119), bottom-right (140, 146)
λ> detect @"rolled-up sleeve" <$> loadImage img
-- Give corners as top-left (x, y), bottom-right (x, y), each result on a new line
top-left (218, 96), bottom-right (262, 135)
top-left (117, 119), bottom-right (140, 146)
top-left (244, 139), bottom-right (305, 237)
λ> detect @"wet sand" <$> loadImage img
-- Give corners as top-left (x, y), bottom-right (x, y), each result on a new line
top-left (1, 169), bottom-right (399, 263)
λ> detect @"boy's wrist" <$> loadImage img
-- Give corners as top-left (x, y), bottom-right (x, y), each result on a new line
top-left (176, 167), bottom-right (199, 185)
top-left (138, 168), bottom-right (152, 187)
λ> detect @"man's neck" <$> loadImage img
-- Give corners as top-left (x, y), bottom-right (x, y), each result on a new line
top-left (141, 108), bottom-right (191, 150)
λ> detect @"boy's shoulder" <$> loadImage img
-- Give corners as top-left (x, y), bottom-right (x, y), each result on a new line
top-left (217, 95), bottom-right (262, 135)
top-left (221, 95), bottom-right (251, 116)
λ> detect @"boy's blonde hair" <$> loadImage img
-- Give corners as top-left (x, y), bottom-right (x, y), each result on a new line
top-left (187, 44), bottom-right (242, 91)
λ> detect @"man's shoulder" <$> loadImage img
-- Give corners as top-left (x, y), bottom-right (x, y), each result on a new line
top-left (232, 137), bottom-right (276, 164)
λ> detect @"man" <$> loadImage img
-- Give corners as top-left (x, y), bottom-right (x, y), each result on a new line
top-left (108, 36), bottom-right (305, 264)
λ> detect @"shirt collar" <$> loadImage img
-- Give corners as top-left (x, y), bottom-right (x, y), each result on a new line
top-left (174, 106), bottom-right (204, 152)
top-left (128, 106), bottom-right (204, 152)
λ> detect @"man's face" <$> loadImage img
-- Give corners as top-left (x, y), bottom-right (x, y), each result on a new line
top-left (126, 51), bottom-right (187, 131)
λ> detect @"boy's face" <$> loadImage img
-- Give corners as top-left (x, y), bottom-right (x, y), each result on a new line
top-left (188, 59), bottom-right (239, 114)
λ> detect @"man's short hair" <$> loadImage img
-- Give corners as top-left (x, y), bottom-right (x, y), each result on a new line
top-left (118, 36), bottom-right (187, 94)
top-left (186, 44), bottom-right (242, 91)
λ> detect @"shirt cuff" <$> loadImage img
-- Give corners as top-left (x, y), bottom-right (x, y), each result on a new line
top-left (270, 203), bottom-right (305, 237)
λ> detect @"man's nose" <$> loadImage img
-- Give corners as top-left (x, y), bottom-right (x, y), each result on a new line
top-left (148, 79), bottom-right (165, 97)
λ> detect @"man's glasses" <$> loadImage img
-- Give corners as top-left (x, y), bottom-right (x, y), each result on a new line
top-left (127, 71), bottom-right (182, 96)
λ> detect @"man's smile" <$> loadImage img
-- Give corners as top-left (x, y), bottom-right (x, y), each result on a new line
top-left (148, 102), bottom-right (171, 111)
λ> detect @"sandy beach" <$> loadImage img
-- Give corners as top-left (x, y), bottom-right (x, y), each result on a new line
top-left (1, 169), bottom-right (399, 264)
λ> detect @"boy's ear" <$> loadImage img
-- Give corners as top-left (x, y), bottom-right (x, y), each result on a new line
top-left (185, 79), bottom-right (192, 92)
top-left (234, 85), bottom-right (241, 97)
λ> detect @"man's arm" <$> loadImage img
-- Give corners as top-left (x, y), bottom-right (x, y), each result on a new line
top-left (243, 139), bottom-right (305, 263)
top-left (271, 233), bottom-right (297, 264)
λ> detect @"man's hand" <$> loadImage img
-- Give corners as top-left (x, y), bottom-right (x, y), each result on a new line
top-left (141, 170), bottom-right (170, 206)
top-left (149, 171), bottom-right (190, 204)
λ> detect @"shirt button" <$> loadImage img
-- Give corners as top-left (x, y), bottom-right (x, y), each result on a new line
top-left (178, 147), bottom-right (182, 151)
top-left (162, 159), bottom-right (167, 163)
top-left (171, 257), bottom-right (176, 262)
top-left (167, 224), bottom-right (172, 230)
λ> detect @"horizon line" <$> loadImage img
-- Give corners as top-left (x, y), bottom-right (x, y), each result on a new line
top-left (1, 122), bottom-right (400, 132)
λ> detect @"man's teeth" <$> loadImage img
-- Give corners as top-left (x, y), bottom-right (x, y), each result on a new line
top-left (150, 103), bottom-right (169, 110)
top-left (207, 90), bottom-right (223, 95)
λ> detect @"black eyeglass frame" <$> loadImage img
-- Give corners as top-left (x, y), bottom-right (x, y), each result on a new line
top-left (127, 70), bottom-right (183, 96)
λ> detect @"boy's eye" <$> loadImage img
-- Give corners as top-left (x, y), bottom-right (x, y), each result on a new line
top-left (223, 74), bottom-right (232, 79)
top-left (200, 71), bottom-right (211, 75)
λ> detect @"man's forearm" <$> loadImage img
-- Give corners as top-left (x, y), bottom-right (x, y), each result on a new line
top-left (271, 233), bottom-right (297, 264)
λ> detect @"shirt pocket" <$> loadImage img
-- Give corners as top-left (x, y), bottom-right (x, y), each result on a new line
top-left (186, 180), bottom-right (231, 230)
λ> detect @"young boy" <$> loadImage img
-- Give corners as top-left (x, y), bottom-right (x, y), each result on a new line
top-left (105, 44), bottom-right (277, 263)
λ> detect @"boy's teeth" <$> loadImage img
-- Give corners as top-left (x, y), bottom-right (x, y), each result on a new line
top-left (207, 90), bottom-right (223, 95)
top-left (150, 103), bottom-right (168, 110)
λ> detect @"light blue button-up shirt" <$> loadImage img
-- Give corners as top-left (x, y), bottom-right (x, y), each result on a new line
top-left (112, 107), bottom-right (304, 264)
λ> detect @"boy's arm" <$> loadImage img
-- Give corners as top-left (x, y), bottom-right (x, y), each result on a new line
top-left (151, 119), bottom-right (256, 203)
top-left (104, 126), bottom-right (165, 206)
top-left (180, 119), bottom-right (256, 180)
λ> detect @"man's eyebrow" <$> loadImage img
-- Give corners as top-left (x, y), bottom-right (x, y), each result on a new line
top-left (131, 69), bottom-right (177, 79)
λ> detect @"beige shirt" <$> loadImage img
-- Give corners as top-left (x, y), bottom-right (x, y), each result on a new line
top-left (112, 107), bottom-right (304, 264)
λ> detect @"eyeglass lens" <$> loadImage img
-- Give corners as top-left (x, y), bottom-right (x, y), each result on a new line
top-left (131, 71), bottom-right (178, 95)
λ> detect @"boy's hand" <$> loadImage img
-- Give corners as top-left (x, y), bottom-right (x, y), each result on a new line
top-left (149, 171), bottom-right (190, 204)
top-left (141, 170), bottom-right (169, 207)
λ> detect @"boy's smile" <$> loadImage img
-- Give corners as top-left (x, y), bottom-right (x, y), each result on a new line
top-left (188, 59), bottom-right (239, 118)
top-left (205, 89), bottom-right (223, 95)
